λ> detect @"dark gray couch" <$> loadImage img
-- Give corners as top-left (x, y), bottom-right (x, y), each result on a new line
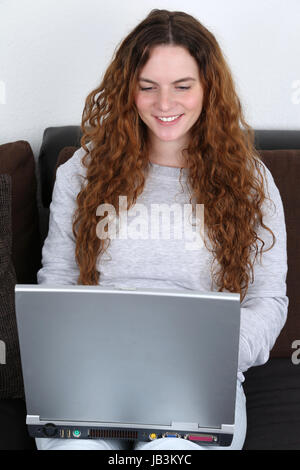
top-left (0, 127), bottom-right (299, 450)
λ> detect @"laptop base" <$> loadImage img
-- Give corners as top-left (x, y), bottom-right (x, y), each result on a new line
top-left (29, 423), bottom-right (233, 447)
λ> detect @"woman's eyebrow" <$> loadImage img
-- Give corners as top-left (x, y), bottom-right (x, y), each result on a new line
top-left (138, 77), bottom-right (196, 84)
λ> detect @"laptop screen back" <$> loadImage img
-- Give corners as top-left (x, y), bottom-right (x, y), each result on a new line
top-left (15, 285), bottom-right (240, 430)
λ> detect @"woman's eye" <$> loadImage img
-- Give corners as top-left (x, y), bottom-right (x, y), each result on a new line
top-left (139, 86), bottom-right (191, 91)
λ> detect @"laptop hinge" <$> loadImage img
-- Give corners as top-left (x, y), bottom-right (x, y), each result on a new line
top-left (171, 422), bottom-right (233, 434)
top-left (27, 415), bottom-right (41, 425)
top-left (171, 422), bottom-right (201, 431)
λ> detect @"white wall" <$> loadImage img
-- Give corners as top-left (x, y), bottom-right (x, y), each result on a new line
top-left (0, 0), bottom-right (299, 159)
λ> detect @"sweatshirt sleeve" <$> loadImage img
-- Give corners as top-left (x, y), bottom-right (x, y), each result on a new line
top-left (238, 162), bottom-right (289, 378)
top-left (37, 148), bottom-right (86, 285)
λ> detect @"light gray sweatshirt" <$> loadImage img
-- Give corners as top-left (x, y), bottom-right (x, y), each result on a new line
top-left (37, 146), bottom-right (289, 382)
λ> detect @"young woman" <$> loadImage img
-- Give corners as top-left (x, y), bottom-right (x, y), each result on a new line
top-left (36, 9), bottom-right (288, 450)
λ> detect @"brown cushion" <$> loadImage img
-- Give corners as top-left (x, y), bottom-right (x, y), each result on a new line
top-left (54, 146), bottom-right (79, 178)
top-left (0, 174), bottom-right (24, 399)
top-left (0, 141), bottom-right (41, 283)
top-left (258, 150), bottom-right (300, 357)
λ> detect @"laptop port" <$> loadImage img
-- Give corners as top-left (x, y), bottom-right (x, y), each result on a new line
top-left (185, 434), bottom-right (217, 443)
top-left (162, 432), bottom-right (181, 438)
top-left (89, 429), bottom-right (138, 439)
top-left (42, 423), bottom-right (57, 437)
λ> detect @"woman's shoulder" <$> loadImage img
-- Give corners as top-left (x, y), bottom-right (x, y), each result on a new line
top-left (253, 157), bottom-right (284, 220)
top-left (256, 158), bottom-right (280, 196)
top-left (56, 144), bottom-right (91, 192)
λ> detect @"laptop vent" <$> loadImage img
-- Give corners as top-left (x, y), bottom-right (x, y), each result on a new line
top-left (89, 429), bottom-right (138, 439)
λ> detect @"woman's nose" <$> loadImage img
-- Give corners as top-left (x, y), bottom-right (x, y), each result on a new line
top-left (156, 89), bottom-right (174, 111)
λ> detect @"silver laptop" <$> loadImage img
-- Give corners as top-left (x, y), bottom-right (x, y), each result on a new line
top-left (15, 284), bottom-right (240, 447)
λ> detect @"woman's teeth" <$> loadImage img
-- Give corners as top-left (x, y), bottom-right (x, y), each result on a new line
top-left (157, 114), bottom-right (182, 122)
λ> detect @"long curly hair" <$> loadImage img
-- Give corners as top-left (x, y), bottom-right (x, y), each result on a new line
top-left (73, 9), bottom-right (275, 301)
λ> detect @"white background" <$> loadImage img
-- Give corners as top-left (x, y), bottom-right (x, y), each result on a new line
top-left (0, 0), bottom-right (299, 159)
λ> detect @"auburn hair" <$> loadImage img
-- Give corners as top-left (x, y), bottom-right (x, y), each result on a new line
top-left (73, 9), bottom-right (275, 301)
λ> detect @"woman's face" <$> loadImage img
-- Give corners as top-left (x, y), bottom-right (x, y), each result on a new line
top-left (135, 45), bottom-right (204, 146)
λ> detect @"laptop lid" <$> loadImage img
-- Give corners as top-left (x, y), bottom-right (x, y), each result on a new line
top-left (15, 285), bottom-right (240, 444)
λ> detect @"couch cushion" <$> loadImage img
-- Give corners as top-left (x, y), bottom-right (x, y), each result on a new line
top-left (55, 146), bottom-right (79, 178)
top-left (0, 399), bottom-right (36, 450)
top-left (259, 150), bottom-right (300, 358)
top-left (39, 126), bottom-right (82, 208)
top-left (243, 358), bottom-right (300, 449)
top-left (0, 141), bottom-right (41, 283)
top-left (0, 174), bottom-right (24, 399)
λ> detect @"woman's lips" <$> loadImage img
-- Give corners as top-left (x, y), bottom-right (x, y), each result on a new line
top-left (154, 114), bottom-right (184, 126)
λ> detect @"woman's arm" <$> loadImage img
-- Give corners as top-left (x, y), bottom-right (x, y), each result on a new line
top-left (37, 148), bottom-right (86, 285)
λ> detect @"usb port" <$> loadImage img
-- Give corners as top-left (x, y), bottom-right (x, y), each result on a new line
top-left (60, 429), bottom-right (65, 438)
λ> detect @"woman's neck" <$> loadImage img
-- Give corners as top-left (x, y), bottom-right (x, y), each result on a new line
top-left (148, 134), bottom-right (188, 168)
top-left (149, 154), bottom-right (186, 168)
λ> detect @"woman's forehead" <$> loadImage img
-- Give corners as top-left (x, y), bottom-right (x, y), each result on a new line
top-left (138, 45), bottom-right (200, 81)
